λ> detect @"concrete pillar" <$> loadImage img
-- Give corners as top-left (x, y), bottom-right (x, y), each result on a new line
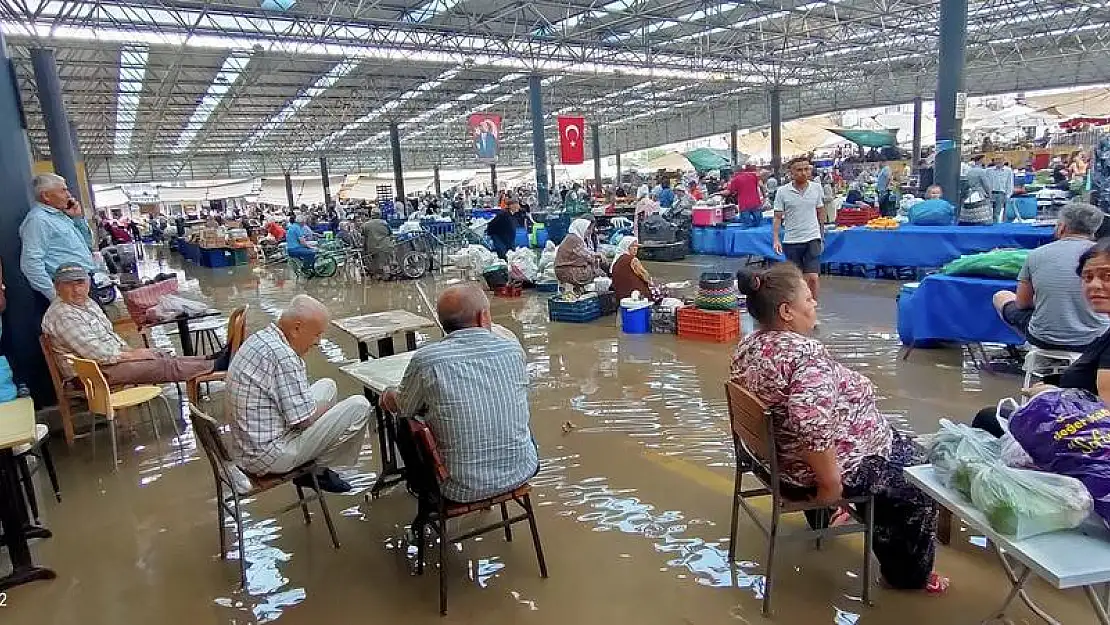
top-left (319, 156), bottom-right (332, 208)
top-left (591, 122), bottom-right (602, 194)
top-left (549, 160), bottom-right (556, 191)
top-left (911, 96), bottom-right (924, 172)
top-left (433, 164), bottom-right (442, 197)
top-left (389, 122), bottom-right (405, 201)
top-left (730, 123), bottom-right (739, 167)
top-left (935, 0), bottom-right (968, 204)
top-left (1, 34), bottom-right (53, 404)
top-left (284, 171), bottom-right (295, 210)
top-left (490, 163), bottom-right (497, 192)
top-left (30, 48), bottom-right (79, 194)
top-left (615, 150), bottom-right (622, 187)
top-left (769, 88), bottom-right (782, 178)
top-left (528, 75), bottom-right (549, 208)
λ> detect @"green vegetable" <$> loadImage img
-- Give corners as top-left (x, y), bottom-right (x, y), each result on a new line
top-left (987, 502), bottom-right (1020, 536)
top-left (953, 464), bottom-right (977, 499)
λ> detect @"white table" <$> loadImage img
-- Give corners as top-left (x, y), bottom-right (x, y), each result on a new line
top-left (0, 398), bottom-right (56, 591)
top-left (905, 464), bottom-right (1110, 624)
top-left (332, 310), bottom-right (437, 361)
top-left (340, 352), bottom-right (416, 496)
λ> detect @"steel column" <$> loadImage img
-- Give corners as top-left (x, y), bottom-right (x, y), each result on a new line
top-left (433, 164), bottom-right (441, 197)
top-left (390, 122), bottom-right (405, 202)
top-left (284, 171), bottom-right (295, 210)
top-left (528, 75), bottom-right (549, 208)
top-left (30, 48), bottom-right (79, 193)
top-left (935, 0), bottom-right (968, 204)
top-left (319, 156), bottom-right (332, 207)
top-left (615, 150), bottom-right (622, 186)
top-left (591, 123), bottom-right (602, 194)
top-left (730, 124), bottom-right (739, 167)
top-left (490, 163), bottom-right (497, 192)
top-left (911, 96), bottom-right (924, 171)
top-left (769, 89), bottom-right (783, 178)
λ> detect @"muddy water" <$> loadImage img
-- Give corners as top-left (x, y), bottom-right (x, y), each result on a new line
top-left (1, 254), bottom-right (1096, 624)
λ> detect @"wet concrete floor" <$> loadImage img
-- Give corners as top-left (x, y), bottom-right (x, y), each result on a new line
top-left (1, 248), bottom-right (1098, 624)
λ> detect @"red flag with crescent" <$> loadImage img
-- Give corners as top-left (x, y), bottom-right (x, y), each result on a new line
top-left (558, 115), bottom-right (586, 165)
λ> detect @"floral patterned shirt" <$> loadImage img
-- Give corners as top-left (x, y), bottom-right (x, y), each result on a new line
top-left (730, 330), bottom-right (893, 486)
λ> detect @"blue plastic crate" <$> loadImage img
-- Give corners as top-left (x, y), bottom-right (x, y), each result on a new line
top-left (548, 296), bottom-right (601, 323)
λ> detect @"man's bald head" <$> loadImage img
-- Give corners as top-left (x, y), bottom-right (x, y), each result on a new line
top-left (437, 284), bottom-right (491, 333)
top-left (278, 294), bottom-right (330, 355)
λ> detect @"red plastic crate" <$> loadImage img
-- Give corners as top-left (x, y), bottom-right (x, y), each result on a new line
top-left (494, 285), bottom-right (522, 298)
top-left (676, 307), bottom-right (741, 342)
top-left (835, 207), bottom-right (879, 227)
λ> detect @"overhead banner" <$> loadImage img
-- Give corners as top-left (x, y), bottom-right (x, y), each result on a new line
top-left (468, 113), bottom-right (501, 164)
top-left (558, 115), bottom-right (586, 165)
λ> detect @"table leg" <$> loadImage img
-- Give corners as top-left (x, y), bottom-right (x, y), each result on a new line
top-left (357, 341), bottom-right (370, 362)
top-left (936, 507), bottom-right (952, 545)
top-left (377, 337), bottom-right (394, 358)
top-left (405, 331), bottom-right (417, 352)
top-left (1085, 585), bottom-right (1110, 625)
top-left (0, 449), bottom-right (56, 591)
top-left (177, 319), bottom-right (195, 356)
top-left (367, 394), bottom-right (406, 498)
top-left (992, 546), bottom-right (1061, 625)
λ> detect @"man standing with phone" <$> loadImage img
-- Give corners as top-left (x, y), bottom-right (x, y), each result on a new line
top-left (772, 157), bottom-right (825, 301)
top-left (19, 173), bottom-right (94, 303)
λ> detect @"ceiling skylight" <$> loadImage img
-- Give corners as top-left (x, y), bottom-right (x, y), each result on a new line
top-left (173, 52), bottom-right (251, 154)
top-left (113, 45), bottom-right (148, 155)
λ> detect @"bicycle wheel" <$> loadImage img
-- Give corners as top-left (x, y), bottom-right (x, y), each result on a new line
top-left (314, 255), bottom-right (338, 278)
top-left (401, 252), bottom-right (428, 279)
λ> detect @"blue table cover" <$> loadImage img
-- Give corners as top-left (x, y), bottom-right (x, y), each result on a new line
top-left (898, 274), bottom-right (1023, 345)
top-left (696, 223), bottom-right (1054, 268)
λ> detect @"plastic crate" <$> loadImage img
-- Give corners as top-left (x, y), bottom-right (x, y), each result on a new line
top-left (638, 241), bottom-right (687, 262)
top-left (597, 291), bottom-right (618, 316)
top-left (677, 307), bottom-right (741, 343)
top-left (651, 306), bottom-right (678, 334)
top-left (494, 284), bottom-right (522, 298)
top-left (836, 207), bottom-right (880, 227)
top-left (548, 296), bottom-right (601, 323)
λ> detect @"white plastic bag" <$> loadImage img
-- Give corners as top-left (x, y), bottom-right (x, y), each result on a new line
top-left (1000, 433), bottom-right (1036, 469)
top-left (506, 247), bottom-right (539, 282)
top-left (926, 419), bottom-right (1002, 487)
top-left (969, 464), bottom-right (1093, 539)
top-left (147, 294), bottom-right (209, 322)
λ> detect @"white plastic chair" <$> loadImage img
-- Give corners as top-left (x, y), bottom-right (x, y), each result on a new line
top-left (1022, 347), bottom-right (1082, 388)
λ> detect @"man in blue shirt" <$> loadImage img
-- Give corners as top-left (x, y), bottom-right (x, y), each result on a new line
top-left (285, 214), bottom-right (317, 270)
top-left (657, 179), bottom-right (675, 209)
top-left (19, 173), bottom-right (95, 301)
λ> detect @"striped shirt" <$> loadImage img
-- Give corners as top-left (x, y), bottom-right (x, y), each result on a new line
top-left (41, 297), bottom-right (129, 378)
top-left (226, 323), bottom-right (317, 473)
top-left (987, 166), bottom-right (1015, 194)
top-left (396, 327), bottom-right (538, 502)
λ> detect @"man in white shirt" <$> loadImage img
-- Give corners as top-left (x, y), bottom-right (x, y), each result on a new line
top-left (772, 156), bottom-right (825, 301)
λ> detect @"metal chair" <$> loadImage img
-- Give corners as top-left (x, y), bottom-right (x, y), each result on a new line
top-left (66, 355), bottom-right (179, 471)
top-left (403, 418), bottom-right (547, 615)
top-left (724, 381), bottom-right (875, 616)
top-left (187, 404), bottom-right (340, 587)
top-left (187, 305), bottom-right (248, 404)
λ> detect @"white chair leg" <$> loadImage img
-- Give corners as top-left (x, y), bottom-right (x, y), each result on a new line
top-left (1022, 350), bottom-right (1038, 389)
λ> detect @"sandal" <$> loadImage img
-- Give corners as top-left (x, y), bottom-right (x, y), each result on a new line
top-left (925, 572), bottom-right (950, 595)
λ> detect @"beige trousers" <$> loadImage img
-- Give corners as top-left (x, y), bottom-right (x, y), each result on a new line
top-left (264, 378), bottom-right (371, 474)
top-left (102, 353), bottom-right (214, 385)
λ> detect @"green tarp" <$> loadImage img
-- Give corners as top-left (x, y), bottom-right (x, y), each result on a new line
top-left (682, 147), bottom-right (732, 173)
top-left (827, 128), bottom-right (899, 148)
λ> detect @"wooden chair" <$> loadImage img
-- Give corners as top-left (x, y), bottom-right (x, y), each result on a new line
top-left (66, 355), bottom-right (178, 470)
top-left (187, 305), bottom-right (248, 404)
top-left (724, 381), bottom-right (875, 616)
top-left (39, 335), bottom-right (84, 447)
top-left (403, 418), bottom-right (548, 615)
top-left (187, 403), bottom-right (339, 588)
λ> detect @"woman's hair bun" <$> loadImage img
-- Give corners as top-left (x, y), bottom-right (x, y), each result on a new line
top-left (735, 269), bottom-right (762, 296)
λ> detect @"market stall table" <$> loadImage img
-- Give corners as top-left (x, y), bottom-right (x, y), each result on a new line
top-left (331, 310), bottom-right (438, 361)
top-left (897, 274), bottom-right (1022, 346)
top-left (905, 465), bottom-right (1110, 624)
top-left (145, 310), bottom-right (223, 357)
top-left (0, 398), bottom-right (56, 591)
top-left (339, 352), bottom-right (414, 497)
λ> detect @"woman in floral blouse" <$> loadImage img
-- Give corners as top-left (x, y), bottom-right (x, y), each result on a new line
top-left (730, 263), bottom-right (948, 594)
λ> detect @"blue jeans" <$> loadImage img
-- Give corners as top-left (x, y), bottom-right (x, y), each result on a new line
top-left (288, 247), bottom-right (317, 269)
top-left (737, 210), bottom-right (763, 228)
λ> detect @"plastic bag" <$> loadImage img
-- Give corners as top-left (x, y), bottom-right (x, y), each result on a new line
top-left (908, 198), bottom-right (956, 226)
top-left (506, 247), bottom-right (539, 282)
top-left (1009, 388), bottom-right (1110, 524)
top-left (147, 294), bottom-right (210, 322)
top-left (969, 464), bottom-right (1092, 539)
top-left (1000, 433), bottom-right (1036, 468)
top-left (942, 249), bottom-right (1030, 279)
top-left (926, 419), bottom-right (1002, 487)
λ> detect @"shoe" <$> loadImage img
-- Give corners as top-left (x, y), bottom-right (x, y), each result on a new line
top-left (295, 468), bottom-right (352, 493)
top-left (211, 345), bottom-right (232, 371)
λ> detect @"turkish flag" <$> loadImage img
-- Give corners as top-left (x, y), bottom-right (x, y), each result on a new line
top-left (558, 115), bottom-right (586, 165)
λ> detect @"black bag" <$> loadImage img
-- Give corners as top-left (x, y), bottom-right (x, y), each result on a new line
top-left (393, 416), bottom-right (441, 503)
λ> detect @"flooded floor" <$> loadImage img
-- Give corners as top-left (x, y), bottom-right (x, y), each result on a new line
top-left (2, 249), bottom-right (1098, 624)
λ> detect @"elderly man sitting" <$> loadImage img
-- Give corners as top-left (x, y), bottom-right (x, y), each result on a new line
top-left (226, 294), bottom-right (369, 492)
top-left (381, 285), bottom-right (538, 503)
top-left (42, 264), bottom-right (225, 384)
top-left (994, 201), bottom-right (1110, 352)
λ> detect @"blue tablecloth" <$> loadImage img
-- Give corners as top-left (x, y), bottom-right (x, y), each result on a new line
top-left (898, 274), bottom-right (1023, 345)
top-left (696, 223), bottom-right (1054, 268)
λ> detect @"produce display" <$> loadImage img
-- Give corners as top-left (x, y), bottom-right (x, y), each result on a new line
top-left (865, 217), bottom-right (899, 229)
top-left (968, 464), bottom-right (1092, 540)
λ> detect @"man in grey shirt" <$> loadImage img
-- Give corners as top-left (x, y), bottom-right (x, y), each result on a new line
top-left (773, 156), bottom-right (825, 300)
top-left (381, 284), bottom-right (538, 502)
top-left (994, 201), bottom-right (1110, 351)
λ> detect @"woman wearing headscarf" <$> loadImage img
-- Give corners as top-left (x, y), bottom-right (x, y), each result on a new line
top-left (555, 218), bottom-right (605, 289)
top-left (610, 236), bottom-right (654, 301)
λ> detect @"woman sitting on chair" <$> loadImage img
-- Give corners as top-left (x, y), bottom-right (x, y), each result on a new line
top-left (554, 218), bottom-right (605, 290)
top-left (729, 263), bottom-right (948, 594)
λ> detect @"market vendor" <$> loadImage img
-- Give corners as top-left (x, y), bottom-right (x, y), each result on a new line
top-left (731, 263), bottom-right (948, 594)
top-left (486, 200), bottom-right (520, 260)
top-left (721, 165), bottom-right (763, 228)
top-left (286, 214), bottom-right (318, 269)
top-left (610, 237), bottom-right (656, 301)
top-left (907, 185), bottom-right (956, 225)
top-left (360, 209), bottom-right (393, 279)
top-left (976, 236), bottom-right (1110, 437)
top-left (555, 218), bottom-right (605, 289)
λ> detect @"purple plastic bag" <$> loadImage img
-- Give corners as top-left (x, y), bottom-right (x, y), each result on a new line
top-left (1008, 388), bottom-right (1110, 525)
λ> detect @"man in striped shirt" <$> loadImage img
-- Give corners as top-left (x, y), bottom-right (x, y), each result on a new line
top-left (381, 285), bottom-right (538, 503)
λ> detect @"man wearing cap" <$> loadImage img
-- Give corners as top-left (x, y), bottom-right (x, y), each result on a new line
top-left (41, 264), bottom-right (228, 385)
top-left (19, 173), bottom-right (95, 302)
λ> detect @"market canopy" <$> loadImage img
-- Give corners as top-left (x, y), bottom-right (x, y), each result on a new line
top-left (682, 147), bottom-right (732, 173)
top-left (826, 129), bottom-right (900, 148)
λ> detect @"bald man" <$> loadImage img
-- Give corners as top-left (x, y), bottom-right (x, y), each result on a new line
top-left (227, 294), bottom-right (370, 492)
top-left (381, 285), bottom-right (538, 503)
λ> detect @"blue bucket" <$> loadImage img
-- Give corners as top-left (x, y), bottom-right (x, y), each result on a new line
top-left (620, 304), bottom-right (652, 334)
